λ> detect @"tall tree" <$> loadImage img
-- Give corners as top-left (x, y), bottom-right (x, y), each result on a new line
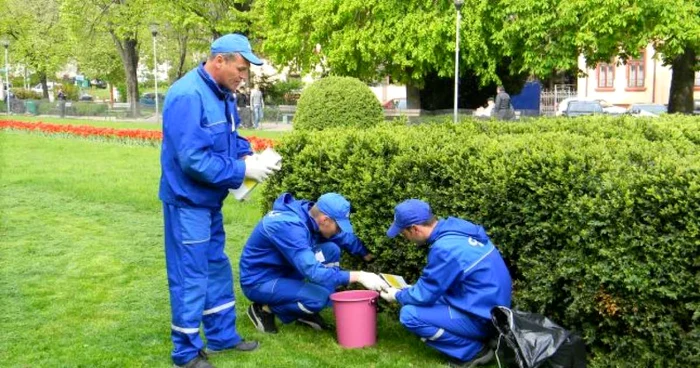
top-left (494, 0), bottom-right (700, 113)
top-left (254, 0), bottom-right (505, 109)
top-left (62, 0), bottom-right (162, 116)
top-left (159, 0), bottom-right (254, 82)
top-left (0, 0), bottom-right (69, 98)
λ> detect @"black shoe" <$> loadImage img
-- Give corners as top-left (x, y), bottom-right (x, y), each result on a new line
top-left (296, 313), bottom-right (333, 331)
top-left (205, 340), bottom-right (260, 354)
top-left (174, 351), bottom-right (214, 368)
top-left (448, 345), bottom-right (494, 368)
top-left (247, 303), bottom-right (278, 334)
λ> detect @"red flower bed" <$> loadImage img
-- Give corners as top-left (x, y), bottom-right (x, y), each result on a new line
top-left (0, 120), bottom-right (276, 151)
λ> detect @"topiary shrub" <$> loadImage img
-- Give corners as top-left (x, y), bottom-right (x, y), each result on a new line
top-left (261, 115), bottom-right (700, 368)
top-left (293, 76), bottom-right (383, 131)
top-left (13, 88), bottom-right (43, 100)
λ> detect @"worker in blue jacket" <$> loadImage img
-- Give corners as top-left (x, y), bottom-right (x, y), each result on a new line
top-left (380, 199), bottom-right (512, 368)
top-left (311, 221), bottom-right (375, 268)
top-left (240, 192), bottom-right (389, 333)
top-left (159, 34), bottom-right (281, 368)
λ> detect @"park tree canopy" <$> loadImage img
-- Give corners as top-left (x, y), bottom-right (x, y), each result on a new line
top-left (253, 0), bottom-right (505, 108)
top-left (255, 0), bottom-right (700, 112)
top-left (0, 0), bottom-right (69, 98)
top-left (494, 0), bottom-right (700, 113)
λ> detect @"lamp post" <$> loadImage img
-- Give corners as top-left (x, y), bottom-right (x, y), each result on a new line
top-left (149, 23), bottom-right (159, 121)
top-left (453, 0), bottom-right (464, 123)
top-left (1, 37), bottom-right (9, 115)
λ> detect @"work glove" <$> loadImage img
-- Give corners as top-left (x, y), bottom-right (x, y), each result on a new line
top-left (380, 287), bottom-right (399, 303)
top-left (244, 159), bottom-right (280, 182)
top-left (357, 271), bottom-right (390, 291)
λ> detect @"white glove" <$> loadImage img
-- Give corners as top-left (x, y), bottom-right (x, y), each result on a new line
top-left (356, 271), bottom-right (390, 291)
top-left (380, 287), bottom-right (399, 303)
top-left (244, 159), bottom-right (278, 182)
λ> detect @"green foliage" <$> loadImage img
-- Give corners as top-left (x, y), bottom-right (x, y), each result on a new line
top-left (12, 88), bottom-right (42, 100)
top-left (263, 115), bottom-right (700, 367)
top-left (115, 83), bottom-right (127, 103)
top-left (293, 76), bottom-right (383, 131)
top-left (61, 83), bottom-right (79, 101)
top-left (254, 0), bottom-right (502, 87)
top-left (69, 102), bottom-right (108, 116)
top-left (262, 79), bottom-right (304, 105)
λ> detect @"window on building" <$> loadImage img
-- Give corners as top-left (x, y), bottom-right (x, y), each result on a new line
top-left (627, 53), bottom-right (645, 88)
top-left (597, 63), bottom-right (614, 89)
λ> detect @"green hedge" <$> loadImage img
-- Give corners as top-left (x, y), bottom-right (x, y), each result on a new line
top-left (293, 76), bottom-right (383, 131)
top-left (261, 115), bottom-right (700, 367)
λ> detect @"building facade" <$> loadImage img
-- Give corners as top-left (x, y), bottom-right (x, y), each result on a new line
top-left (577, 44), bottom-right (700, 106)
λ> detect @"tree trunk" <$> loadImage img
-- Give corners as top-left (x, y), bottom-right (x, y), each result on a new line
top-left (406, 84), bottom-right (421, 109)
top-left (176, 33), bottom-right (188, 80)
top-left (39, 72), bottom-right (49, 99)
top-left (112, 32), bottom-right (140, 117)
top-left (667, 47), bottom-right (696, 114)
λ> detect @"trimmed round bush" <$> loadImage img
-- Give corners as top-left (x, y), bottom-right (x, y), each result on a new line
top-left (293, 76), bottom-right (383, 131)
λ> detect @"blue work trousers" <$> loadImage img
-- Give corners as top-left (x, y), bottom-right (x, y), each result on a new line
top-left (163, 203), bottom-right (242, 365)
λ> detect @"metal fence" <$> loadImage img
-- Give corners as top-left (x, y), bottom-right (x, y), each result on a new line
top-left (0, 99), bottom-right (161, 120)
top-left (540, 85), bottom-right (578, 116)
top-left (0, 99), bottom-right (303, 124)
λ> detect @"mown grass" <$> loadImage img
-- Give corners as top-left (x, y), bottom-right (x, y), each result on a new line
top-left (0, 131), bottom-right (476, 367)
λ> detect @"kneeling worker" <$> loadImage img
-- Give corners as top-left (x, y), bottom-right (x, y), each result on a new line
top-left (380, 199), bottom-right (512, 368)
top-left (240, 192), bottom-right (388, 333)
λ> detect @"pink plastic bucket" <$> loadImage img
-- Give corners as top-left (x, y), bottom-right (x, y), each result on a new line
top-left (329, 290), bottom-right (379, 348)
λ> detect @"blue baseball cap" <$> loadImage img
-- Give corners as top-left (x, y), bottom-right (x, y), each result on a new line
top-left (211, 34), bottom-right (263, 66)
top-left (316, 193), bottom-right (354, 234)
top-left (387, 199), bottom-right (434, 238)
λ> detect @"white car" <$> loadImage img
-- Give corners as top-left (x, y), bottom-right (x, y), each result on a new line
top-left (556, 98), bottom-right (626, 116)
top-left (31, 82), bottom-right (58, 93)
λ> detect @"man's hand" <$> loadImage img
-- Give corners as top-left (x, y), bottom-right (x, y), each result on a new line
top-left (362, 253), bottom-right (375, 262)
top-left (356, 271), bottom-right (389, 291)
top-left (244, 159), bottom-right (280, 182)
top-left (380, 287), bottom-right (399, 303)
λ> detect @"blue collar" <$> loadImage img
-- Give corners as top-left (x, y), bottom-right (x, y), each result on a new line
top-left (197, 62), bottom-right (231, 100)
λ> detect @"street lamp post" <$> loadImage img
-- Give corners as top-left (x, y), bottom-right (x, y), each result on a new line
top-left (149, 23), bottom-right (159, 121)
top-left (453, 0), bottom-right (464, 124)
top-left (1, 37), bottom-right (9, 115)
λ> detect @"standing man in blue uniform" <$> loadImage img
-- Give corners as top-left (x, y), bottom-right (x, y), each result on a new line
top-left (159, 34), bottom-right (281, 368)
top-left (380, 199), bottom-right (512, 368)
top-left (240, 192), bottom-right (389, 333)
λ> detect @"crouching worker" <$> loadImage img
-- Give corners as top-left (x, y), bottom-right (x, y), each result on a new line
top-left (239, 192), bottom-right (389, 333)
top-left (380, 199), bottom-right (512, 368)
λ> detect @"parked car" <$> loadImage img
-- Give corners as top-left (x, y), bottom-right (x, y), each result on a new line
top-left (90, 79), bottom-right (107, 89)
top-left (596, 99), bottom-right (627, 115)
top-left (31, 82), bottom-right (58, 93)
top-left (382, 98), bottom-right (407, 110)
top-left (561, 100), bottom-right (605, 117)
top-left (694, 100), bottom-right (700, 115)
top-left (139, 92), bottom-right (166, 106)
top-left (557, 97), bottom-right (624, 116)
top-left (79, 94), bottom-right (94, 101)
top-left (627, 104), bottom-right (667, 117)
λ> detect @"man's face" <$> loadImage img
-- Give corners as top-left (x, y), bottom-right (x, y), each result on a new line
top-left (400, 226), bottom-right (426, 245)
top-left (318, 215), bottom-right (341, 239)
top-left (214, 54), bottom-right (250, 92)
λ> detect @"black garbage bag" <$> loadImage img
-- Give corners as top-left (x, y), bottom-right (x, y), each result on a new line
top-left (490, 306), bottom-right (586, 368)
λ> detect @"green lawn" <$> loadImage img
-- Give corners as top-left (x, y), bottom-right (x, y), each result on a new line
top-left (0, 131), bottom-right (469, 367)
top-left (0, 115), bottom-right (287, 140)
